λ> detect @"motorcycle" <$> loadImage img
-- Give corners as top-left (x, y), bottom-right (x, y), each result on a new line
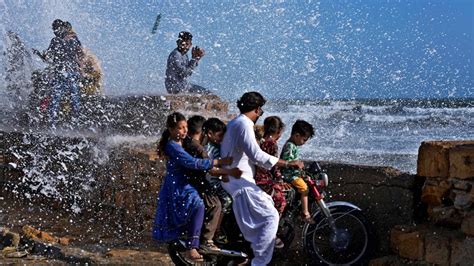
top-left (168, 161), bottom-right (375, 265)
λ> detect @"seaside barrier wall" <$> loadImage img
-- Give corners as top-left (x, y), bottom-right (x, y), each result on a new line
top-left (1, 131), bottom-right (424, 259)
top-left (371, 140), bottom-right (474, 265)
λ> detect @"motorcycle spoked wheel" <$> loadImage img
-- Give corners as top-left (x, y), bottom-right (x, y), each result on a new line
top-left (303, 205), bottom-right (374, 265)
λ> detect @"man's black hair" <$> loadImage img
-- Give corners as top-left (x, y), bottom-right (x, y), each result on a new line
top-left (187, 115), bottom-right (206, 135)
top-left (203, 118), bottom-right (226, 134)
top-left (291, 120), bottom-right (315, 139)
top-left (236, 91), bottom-right (266, 113)
top-left (177, 31), bottom-right (193, 42)
top-left (52, 19), bottom-right (64, 31)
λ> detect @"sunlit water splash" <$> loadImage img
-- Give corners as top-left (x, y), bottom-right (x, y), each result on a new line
top-left (0, 1), bottom-right (472, 208)
top-left (261, 98), bottom-right (474, 174)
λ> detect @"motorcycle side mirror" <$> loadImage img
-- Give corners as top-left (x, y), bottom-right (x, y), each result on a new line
top-left (306, 161), bottom-right (322, 174)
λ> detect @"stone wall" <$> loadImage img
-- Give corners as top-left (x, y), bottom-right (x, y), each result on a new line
top-left (320, 162), bottom-right (423, 255)
top-left (1, 129), bottom-right (423, 259)
top-left (371, 140), bottom-right (474, 265)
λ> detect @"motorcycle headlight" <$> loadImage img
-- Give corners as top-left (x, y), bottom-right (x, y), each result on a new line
top-left (319, 173), bottom-right (329, 187)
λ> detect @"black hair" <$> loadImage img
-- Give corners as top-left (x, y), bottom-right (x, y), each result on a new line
top-left (236, 91), bottom-right (266, 113)
top-left (52, 19), bottom-right (64, 30)
top-left (177, 31), bottom-right (193, 42)
top-left (291, 120), bottom-right (315, 139)
top-left (187, 115), bottom-right (206, 135)
top-left (203, 117), bottom-right (226, 134)
top-left (157, 112), bottom-right (186, 157)
top-left (263, 116), bottom-right (285, 137)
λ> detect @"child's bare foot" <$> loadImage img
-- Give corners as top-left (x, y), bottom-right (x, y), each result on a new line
top-left (301, 212), bottom-right (316, 224)
top-left (185, 248), bottom-right (204, 263)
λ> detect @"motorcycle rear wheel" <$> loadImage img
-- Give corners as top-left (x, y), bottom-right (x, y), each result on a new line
top-left (303, 205), bottom-right (374, 265)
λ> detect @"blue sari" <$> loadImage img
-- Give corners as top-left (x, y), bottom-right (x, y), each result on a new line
top-left (152, 140), bottom-right (213, 242)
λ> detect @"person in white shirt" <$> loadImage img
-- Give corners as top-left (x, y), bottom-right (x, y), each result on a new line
top-left (220, 92), bottom-right (304, 265)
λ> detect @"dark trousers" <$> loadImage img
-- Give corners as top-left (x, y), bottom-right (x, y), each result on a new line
top-left (201, 194), bottom-right (222, 242)
top-left (186, 204), bottom-right (205, 249)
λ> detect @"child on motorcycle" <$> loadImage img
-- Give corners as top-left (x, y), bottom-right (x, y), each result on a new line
top-left (255, 116), bottom-right (291, 249)
top-left (202, 117), bottom-right (233, 244)
top-left (255, 116), bottom-right (289, 216)
top-left (183, 116), bottom-right (242, 254)
top-left (280, 120), bottom-right (316, 224)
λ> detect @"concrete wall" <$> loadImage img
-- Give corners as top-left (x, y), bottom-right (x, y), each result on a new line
top-left (1, 129), bottom-right (423, 259)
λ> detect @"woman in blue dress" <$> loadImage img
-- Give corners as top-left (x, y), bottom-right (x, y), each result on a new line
top-left (153, 112), bottom-right (231, 262)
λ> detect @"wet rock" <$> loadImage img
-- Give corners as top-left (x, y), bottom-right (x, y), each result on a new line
top-left (4, 250), bottom-right (28, 258)
top-left (59, 246), bottom-right (99, 264)
top-left (450, 237), bottom-right (474, 266)
top-left (421, 178), bottom-right (451, 207)
top-left (452, 189), bottom-right (472, 210)
top-left (58, 237), bottom-right (73, 246)
top-left (449, 144), bottom-right (474, 179)
top-left (418, 141), bottom-right (455, 178)
top-left (461, 211), bottom-right (474, 236)
top-left (424, 233), bottom-right (450, 265)
top-left (417, 141), bottom-right (474, 179)
top-left (390, 226), bottom-right (425, 260)
top-left (430, 206), bottom-right (462, 227)
top-left (22, 225), bottom-right (58, 244)
top-left (451, 179), bottom-right (474, 191)
top-left (0, 227), bottom-right (20, 248)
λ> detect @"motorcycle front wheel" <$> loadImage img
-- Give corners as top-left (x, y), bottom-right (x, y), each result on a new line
top-left (303, 205), bottom-right (374, 265)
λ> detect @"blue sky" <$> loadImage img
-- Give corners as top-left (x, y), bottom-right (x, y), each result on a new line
top-left (1, 0), bottom-right (472, 100)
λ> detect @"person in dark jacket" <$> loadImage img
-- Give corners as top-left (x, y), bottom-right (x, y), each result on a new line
top-left (33, 19), bottom-right (84, 127)
top-left (165, 31), bottom-right (209, 94)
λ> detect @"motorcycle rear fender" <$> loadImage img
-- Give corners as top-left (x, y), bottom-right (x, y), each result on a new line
top-left (313, 201), bottom-right (361, 216)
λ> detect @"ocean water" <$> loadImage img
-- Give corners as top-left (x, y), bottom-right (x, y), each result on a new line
top-left (257, 98), bottom-right (474, 174)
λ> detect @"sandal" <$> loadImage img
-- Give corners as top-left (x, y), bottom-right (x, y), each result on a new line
top-left (301, 212), bottom-right (316, 224)
top-left (200, 240), bottom-right (221, 254)
top-left (185, 248), bottom-right (204, 263)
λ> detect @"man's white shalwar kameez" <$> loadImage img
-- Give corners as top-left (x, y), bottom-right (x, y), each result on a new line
top-left (221, 114), bottom-right (280, 266)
